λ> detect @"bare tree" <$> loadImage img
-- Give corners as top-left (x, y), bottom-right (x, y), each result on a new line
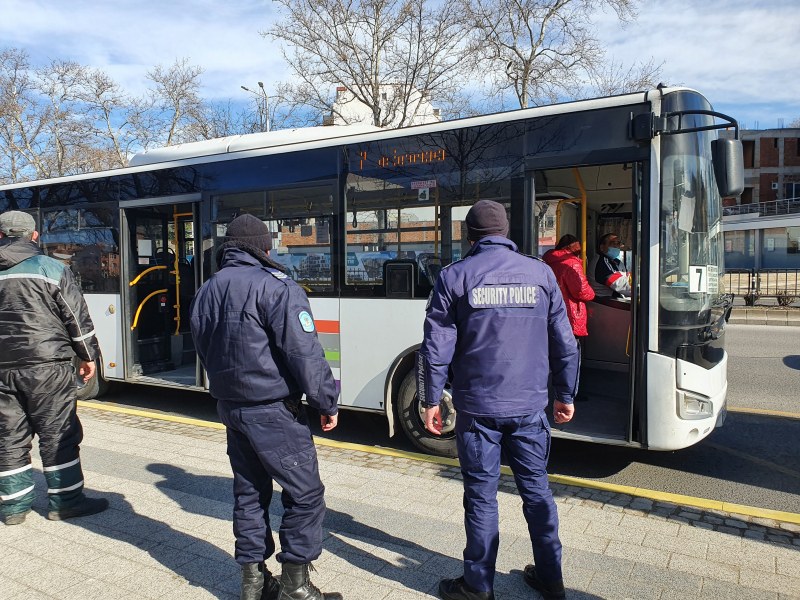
top-left (265, 0), bottom-right (471, 128)
top-left (585, 56), bottom-right (663, 97)
top-left (145, 58), bottom-right (207, 146)
top-left (0, 48), bottom-right (51, 182)
top-left (460, 0), bottom-right (639, 108)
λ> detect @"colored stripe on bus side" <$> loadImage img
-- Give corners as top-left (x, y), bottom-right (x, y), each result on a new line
top-left (315, 320), bottom-right (340, 334)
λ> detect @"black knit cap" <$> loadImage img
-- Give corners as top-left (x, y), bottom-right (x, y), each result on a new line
top-left (465, 200), bottom-right (509, 241)
top-left (225, 214), bottom-right (272, 251)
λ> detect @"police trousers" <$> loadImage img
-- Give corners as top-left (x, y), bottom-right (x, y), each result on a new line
top-left (217, 398), bottom-right (326, 565)
top-left (0, 362), bottom-right (85, 516)
top-left (455, 409), bottom-right (562, 592)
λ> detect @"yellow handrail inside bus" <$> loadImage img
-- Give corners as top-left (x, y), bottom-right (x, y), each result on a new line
top-left (172, 210), bottom-right (193, 335)
top-left (131, 288), bottom-right (168, 331)
top-left (572, 167), bottom-right (588, 271)
top-left (129, 265), bottom-right (167, 287)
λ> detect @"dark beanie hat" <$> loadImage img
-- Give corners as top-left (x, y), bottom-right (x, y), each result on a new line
top-left (225, 214), bottom-right (272, 251)
top-left (465, 200), bottom-right (509, 241)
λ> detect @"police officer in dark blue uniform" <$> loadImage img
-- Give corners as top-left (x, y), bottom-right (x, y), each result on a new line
top-left (417, 200), bottom-right (580, 600)
top-left (190, 214), bottom-right (342, 600)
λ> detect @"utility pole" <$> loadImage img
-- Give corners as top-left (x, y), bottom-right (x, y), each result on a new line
top-left (241, 82), bottom-right (271, 132)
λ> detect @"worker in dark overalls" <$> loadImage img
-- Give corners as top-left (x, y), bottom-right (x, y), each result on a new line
top-left (190, 214), bottom-right (342, 600)
top-left (417, 200), bottom-right (580, 600)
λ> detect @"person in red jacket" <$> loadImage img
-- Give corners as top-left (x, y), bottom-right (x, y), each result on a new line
top-left (543, 235), bottom-right (595, 339)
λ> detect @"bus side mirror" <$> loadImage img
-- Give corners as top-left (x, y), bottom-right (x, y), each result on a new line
top-left (711, 138), bottom-right (744, 197)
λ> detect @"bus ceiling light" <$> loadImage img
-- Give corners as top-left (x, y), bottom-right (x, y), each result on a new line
top-left (677, 390), bottom-right (713, 420)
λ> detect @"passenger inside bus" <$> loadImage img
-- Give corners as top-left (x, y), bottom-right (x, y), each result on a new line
top-left (589, 232), bottom-right (631, 299)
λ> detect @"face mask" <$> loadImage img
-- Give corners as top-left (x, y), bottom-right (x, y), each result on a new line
top-left (606, 247), bottom-right (621, 260)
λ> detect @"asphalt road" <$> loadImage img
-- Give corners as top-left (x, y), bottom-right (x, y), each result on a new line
top-left (91, 323), bottom-right (800, 515)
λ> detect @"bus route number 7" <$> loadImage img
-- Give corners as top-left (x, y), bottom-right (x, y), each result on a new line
top-left (689, 266), bottom-right (708, 293)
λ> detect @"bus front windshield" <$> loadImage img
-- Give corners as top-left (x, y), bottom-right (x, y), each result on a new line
top-left (659, 126), bottom-right (724, 328)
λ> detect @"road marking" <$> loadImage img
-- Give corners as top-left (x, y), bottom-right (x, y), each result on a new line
top-left (78, 400), bottom-right (800, 526)
top-left (705, 441), bottom-right (800, 480)
top-left (727, 406), bottom-right (800, 420)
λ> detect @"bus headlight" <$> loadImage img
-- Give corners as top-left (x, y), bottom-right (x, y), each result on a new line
top-left (677, 391), bottom-right (713, 420)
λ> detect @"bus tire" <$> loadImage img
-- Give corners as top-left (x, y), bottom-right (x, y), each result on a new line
top-left (74, 356), bottom-right (110, 401)
top-left (397, 370), bottom-right (458, 458)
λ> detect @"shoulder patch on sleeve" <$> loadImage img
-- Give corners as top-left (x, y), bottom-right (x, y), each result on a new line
top-left (298, 310), bottom-right (315, 332)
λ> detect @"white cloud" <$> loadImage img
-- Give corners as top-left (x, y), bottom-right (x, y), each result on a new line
top-left (1, 0), bottom-right (797, 128)
top-left (0, 0), bottom-right (288, 99)
top-left (594, 0), bottom-right (800, 128)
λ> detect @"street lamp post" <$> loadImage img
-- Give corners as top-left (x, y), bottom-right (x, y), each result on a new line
top-left (241, 82), bottom-right (270, 132)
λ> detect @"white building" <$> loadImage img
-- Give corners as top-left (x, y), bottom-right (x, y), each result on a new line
top-left (325, 84), bottom-right (441, 128)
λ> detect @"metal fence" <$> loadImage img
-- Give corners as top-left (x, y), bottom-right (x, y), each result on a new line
top-left (722, 269), bottom-right (800, 304)
top-left (723, 197), bottom-right (800, 217)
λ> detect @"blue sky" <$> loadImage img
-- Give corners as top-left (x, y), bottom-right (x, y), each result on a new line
top-left (1, 0), bottom-right (798, 130)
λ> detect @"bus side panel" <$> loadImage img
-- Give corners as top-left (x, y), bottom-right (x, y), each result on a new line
top-left (339, 298), bottom-right (427, 410)
top-left (84, 293), bottom-right (123, 380)
top-left (307, 297), bottom-right (341, 399)
top-left (646, 352), bottom-right (724, 450)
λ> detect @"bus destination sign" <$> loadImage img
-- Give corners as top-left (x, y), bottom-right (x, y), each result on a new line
top-left (354, 148), bottom-right (446, 171)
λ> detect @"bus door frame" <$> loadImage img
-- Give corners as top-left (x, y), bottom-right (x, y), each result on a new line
top-left (119, 193), bottom-right (202, 385)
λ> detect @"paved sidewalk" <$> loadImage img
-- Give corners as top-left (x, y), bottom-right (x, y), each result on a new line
top-left (2, 407), bottom-right (799, 600)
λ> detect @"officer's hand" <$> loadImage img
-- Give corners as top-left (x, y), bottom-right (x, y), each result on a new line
top-left (424, 406), bottom-right (443, 435)
top-left (79, 360), bottom-right (96, 383)
top-left (320, 412), bottom-right (338, 432)
top-left (553, 400), bottom-right (574, 424)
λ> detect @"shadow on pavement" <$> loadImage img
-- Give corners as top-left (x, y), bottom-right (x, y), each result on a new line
top-left (145, 462), bottom-right (601, 599)
top-left (59, 489), bottom-right (236, 599)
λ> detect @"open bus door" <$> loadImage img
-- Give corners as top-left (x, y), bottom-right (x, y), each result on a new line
top-left (120, 198), bottom-right (204, 389)
top-left (530, 163), bottom-right (642, 445)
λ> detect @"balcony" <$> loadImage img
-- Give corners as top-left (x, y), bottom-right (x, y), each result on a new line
top-left (723, 197), bottom-right (800, 217)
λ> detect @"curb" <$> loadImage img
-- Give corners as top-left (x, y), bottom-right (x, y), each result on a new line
top-left (728, 307), bottom-right (800, 326)
top-left (78, 400), bottom-right (800, 527)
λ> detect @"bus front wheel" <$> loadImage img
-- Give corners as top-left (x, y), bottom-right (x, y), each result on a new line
top-left (397, 370), bottom-right (458, 458)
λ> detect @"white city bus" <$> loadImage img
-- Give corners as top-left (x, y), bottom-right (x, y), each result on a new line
top-left (0, 87), bottom-right (743, 456)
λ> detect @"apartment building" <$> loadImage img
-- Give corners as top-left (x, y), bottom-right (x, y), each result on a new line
top-left (722, 128), bottom-right (800, 270)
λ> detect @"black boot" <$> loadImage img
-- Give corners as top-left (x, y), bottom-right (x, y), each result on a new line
top-left (523, 565), bottom-right (566, 600)
top-left (438, 576), bottom-right (495, 600)
top-left (240, 563), bottom-right (282, 600)
top-left (47, 496), bottom-right (109, 521)
top-left (280, 563), bottom-right (342, 600)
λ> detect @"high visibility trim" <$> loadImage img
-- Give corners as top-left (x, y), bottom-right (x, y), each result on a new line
top-left (0, 464), bottom-right (32, 477)
top-left (70, 330), bottom-right (96, 342)
top-left (48, 480), bottom-right (83, 494)
top-left (0, 484), bottom-right (35, 501)
top-left (43, 458), bottom-right (80, 472)
top-left (0, 272), bottom-right (60, 287)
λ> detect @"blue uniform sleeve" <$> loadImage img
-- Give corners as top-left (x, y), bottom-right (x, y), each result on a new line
top-left (417, 274), bottom-right (457, 407)
top-left (265, 283), bottom-right (339, 415)
top-left (545, 268), bottom-right (580, 403)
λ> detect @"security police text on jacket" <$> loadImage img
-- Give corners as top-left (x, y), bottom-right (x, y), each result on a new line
top-left (189, 214), bottom-right (342, 600)
top-left (417, 219), bottom-right (580, 422)
top-left (416, 200), bottom-right (580, 600)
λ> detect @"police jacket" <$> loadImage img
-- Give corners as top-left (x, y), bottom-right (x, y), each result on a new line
top-left (0, 238), bottom-right (100, 369)
top-left (542, 247), bottom-right (595, 337)
top-left (189, 242), bottom-right (338, 415)
top-left (417, 236), bottom-right (579, 417)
